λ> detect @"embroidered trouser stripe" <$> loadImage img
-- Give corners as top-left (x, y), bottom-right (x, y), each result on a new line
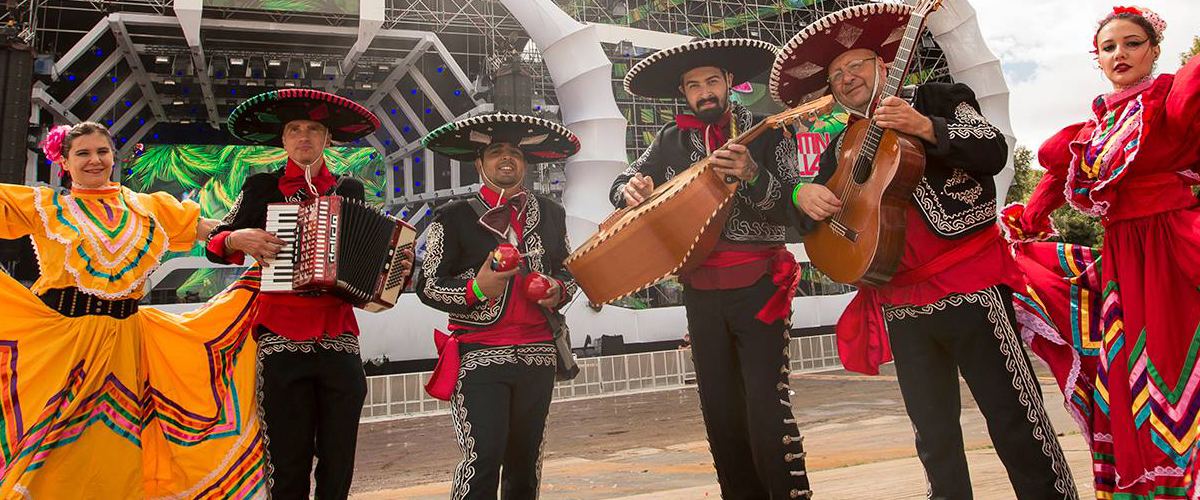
top-left (885, 285), bottom-right (1079, 500)
top-left (450, 343), bottom-right (556, 500)
top-left (683, 277), bottom-right (812, 499)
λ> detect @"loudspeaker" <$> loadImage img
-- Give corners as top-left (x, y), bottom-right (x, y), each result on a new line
top-left (492, 59), bottom-right (532, 115)
top-left (0, 44), bottom-right (35, 279)
top-left (597, 334), bottom-right (626, 356)
top-left (0, 43), bottom-right (34, 185)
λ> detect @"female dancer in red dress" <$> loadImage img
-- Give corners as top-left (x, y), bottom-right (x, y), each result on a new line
top-left (1004, 6), bottom-right (1200, 498)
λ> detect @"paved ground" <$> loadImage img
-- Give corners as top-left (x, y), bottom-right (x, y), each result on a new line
top-left (350, 363), bottom-right (1095, 499)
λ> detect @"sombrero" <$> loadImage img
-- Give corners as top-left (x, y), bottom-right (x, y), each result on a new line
top-left (623, 38), bottom-right (778, 99)
top-left (422, 114), bottom-right (581, 163)
top-left (227, 88), bottom-right (380, 146)
top-left (770, 3), bottom-right (915, 108)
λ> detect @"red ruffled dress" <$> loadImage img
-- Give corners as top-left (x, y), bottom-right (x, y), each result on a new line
top-left (1004, 53), bottom-right (1200, 498)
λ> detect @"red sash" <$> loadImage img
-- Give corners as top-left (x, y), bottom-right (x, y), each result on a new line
top-left (696, 246), bottom-right (801, 324)
top-left (837, 227), bottom-right (1003, 375)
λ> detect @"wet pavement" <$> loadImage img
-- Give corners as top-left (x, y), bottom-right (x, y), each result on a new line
top-left (350, 364), bottom-right (1095, 499)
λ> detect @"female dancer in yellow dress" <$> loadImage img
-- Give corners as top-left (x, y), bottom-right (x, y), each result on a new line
top-left (0, 122), bottom-right (266, 498)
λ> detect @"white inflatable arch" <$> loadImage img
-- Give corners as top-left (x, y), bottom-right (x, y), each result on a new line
top-left (498, 0), bottom-right (1018, 234)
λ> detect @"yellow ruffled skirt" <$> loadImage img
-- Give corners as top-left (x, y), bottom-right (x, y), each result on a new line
top-left (0, 271), bottom-right (265, 499)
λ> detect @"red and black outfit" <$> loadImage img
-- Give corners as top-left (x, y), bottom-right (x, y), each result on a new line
top-left (416, 185), bottom-right (577, 500)
top-left (206, 159), bottom-right (367, 499)
top-left (794, 83), bottom-right (1077, 500)
top-left (1004, 52), bottom-right (1200, 498)
top-left (611, 102), bottom-right (811, 499)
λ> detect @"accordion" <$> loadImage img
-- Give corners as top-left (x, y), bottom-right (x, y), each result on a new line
top-left (262, 196), bottom-right (416, 312)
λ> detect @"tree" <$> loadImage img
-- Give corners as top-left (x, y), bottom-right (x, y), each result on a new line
top-left (1004, 146), bottom-right (1038, 205)
top-left (1006, 145), bottom-right (1105, 248)
top-left (1183, 35), bottom-right (1200, 65)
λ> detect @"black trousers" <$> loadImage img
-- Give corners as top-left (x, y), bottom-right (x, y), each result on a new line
top-left (258, 332), bottom-right (368, 500)
top-left (683, 278), bottom-right (811, 500)
top-left (884, 285), bottom-right (1078, 500)
top-left (451, 342), bottom-right (557, 500)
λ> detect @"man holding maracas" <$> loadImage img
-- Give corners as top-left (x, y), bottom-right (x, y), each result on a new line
top-left (415, 114), bottom-right (581, 500)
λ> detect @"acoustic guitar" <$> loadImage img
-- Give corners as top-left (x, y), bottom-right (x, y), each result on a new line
top-left (803, 0), bottom-right (942, 287)
top-left (566, 96), bottom-right (834, 305)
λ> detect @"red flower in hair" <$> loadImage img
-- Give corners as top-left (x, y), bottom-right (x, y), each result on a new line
top-left (1093, 5), bottom-right (1165, 50)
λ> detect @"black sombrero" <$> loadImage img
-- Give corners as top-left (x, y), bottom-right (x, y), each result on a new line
top-left (422, 114), bottom-right (581, 163)
top-left (623, 38), bottom-right (778, 99)
top-left (227, 88), bottom-right (381, 146)
top-left (770, 3), bottom-right (915, 108)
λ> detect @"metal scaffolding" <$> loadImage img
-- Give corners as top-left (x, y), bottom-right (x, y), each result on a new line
top-left (5, 0), bottom-right (949, 218)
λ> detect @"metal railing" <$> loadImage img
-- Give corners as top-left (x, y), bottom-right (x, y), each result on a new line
top-left (360, 333), bottom-right (841, 420)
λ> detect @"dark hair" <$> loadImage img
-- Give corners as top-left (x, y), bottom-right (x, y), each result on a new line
top-left (58, 121), bottom-right (116, 188)
top-left (1096, 12), bottom-right (1161, 47)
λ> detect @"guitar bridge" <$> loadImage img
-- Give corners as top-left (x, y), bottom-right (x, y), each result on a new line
top-left (828, 221), bottom-right (859, 242)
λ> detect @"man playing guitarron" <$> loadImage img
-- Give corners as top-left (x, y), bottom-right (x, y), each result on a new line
top-left (612, 38), bottom-right (811, 499)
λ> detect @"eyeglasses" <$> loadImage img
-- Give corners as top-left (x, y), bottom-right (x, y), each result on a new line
top-left (828, 57), bottom-right (877, 84)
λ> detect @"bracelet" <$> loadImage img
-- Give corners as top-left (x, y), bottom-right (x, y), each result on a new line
top-left (471, 280), bottom-right (487, 302)
top-left (745, 171), bottom-right (760, 187)
top-left (792, 182), bottom-right (804, 207)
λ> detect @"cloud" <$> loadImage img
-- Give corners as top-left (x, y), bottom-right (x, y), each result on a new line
top-left (966, 0), bottom-right (1200, 154)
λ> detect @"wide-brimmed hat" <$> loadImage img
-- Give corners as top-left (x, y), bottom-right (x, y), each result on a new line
top-left (422, 114), bottom-right (581, 164)
top-left (770, 3), bottom-right (915, 108)
top-left (227, 88), bottom-right (380, 146)
top-left (623, 38), bottom-right (778, 99)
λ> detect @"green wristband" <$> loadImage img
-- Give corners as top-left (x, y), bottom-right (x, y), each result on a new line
top-left (792, 182), bottom-right (804, 208)
top-left (745, 171), bottom-right (760, 187)
top-left (471, 280), bottom-right (487, 301)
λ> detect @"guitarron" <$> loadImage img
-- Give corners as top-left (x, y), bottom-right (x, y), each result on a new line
top-left (566, 96), bottom-right (834, 305)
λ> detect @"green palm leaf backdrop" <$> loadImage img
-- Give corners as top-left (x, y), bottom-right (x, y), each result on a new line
top-left (123, 144), bottom-right (386, 298)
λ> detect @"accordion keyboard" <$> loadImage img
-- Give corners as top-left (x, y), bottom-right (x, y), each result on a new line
top-left (261, 204), bottom-right (299, 292)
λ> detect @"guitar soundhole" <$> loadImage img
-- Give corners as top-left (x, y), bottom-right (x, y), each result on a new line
top-left (852, 156), bottom-right (872, 184)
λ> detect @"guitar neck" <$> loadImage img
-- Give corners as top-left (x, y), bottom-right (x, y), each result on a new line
top-left (729, 120), bottom-right (773, 147)
top-left (860, 8), bottom-right (931, 161)
top-left (726, 95), bottom-right (836, 148)
top-left (879, 12), bottom-right (928, 101)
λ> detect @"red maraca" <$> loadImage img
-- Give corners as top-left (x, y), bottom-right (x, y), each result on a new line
top-left (489, 243), bottom-right (520, 272)
top-left (525, 273), bottom-right (557, 301)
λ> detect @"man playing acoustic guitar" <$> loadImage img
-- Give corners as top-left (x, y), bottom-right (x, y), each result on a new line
top-left (776, 4), bottom-right (1077, 499)
top-left (611, 38), bottom-right (811, 499)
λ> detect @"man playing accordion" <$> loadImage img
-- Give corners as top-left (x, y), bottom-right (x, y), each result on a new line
top-left (205, 89), bottom-right (411, 499)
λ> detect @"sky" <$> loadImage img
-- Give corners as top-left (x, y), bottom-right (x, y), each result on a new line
top-left (966, 0), bottom-right (1200, 151)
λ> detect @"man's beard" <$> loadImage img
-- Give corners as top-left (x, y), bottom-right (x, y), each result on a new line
top-left (691, 96), bottom-right (728, 124)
